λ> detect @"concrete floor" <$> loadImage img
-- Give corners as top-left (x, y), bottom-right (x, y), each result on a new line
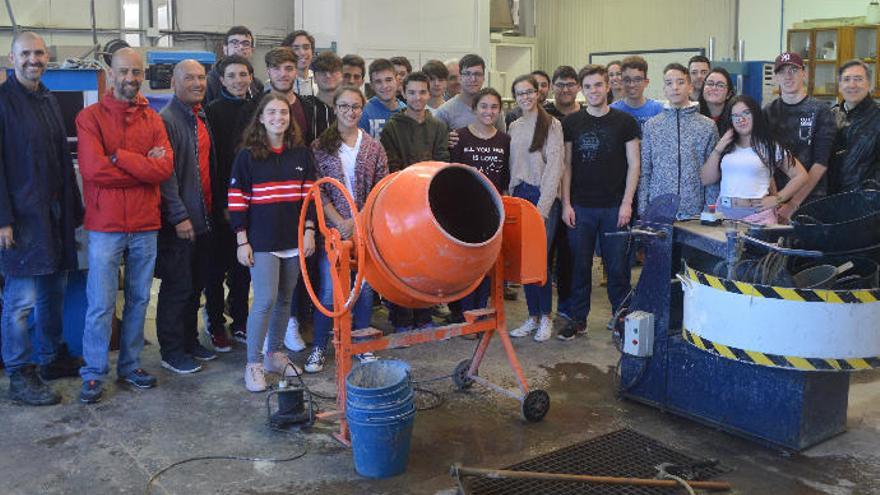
top-left (1, 273), bottom-right (879, 495)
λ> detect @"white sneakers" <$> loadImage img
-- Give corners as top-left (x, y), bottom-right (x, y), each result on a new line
top-left (262, 317), bottom-right (307, 355)
top-left (284, 317), bottom-right (307, 352)
top-left (264, 351), bottom-right (303, 377)
top-left (245, 363), bottom-right (267, 392)
top-left (533, 316), bottom-right (553, 342)
top-left (510, 316), bottom-right (553, 342)
top-left (247, 353), bottom-right (303, 392)
top-left (510, 317), bottom-right (538, 338)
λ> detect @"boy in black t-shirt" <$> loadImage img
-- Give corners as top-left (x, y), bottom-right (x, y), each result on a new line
top-left (559, 64), bottom-right (641, 341)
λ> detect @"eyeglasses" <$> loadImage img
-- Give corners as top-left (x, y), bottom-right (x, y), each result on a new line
top-left (554, 81), bottom-right (578, 90)
top-left (841, 75), bottom-right (867, 84)
top-left (608, 71), bottom-right (622, 78)
top-left (227, 39), bottom-right (252, 48)
top-left (704, 81), bottom-right (728, 89)
top-left (336, 103), bottom-right (363, 113)
top-left (623, 77), bottom-right (645, 85)
top-left (777, 66), bottom-right (802, 76)
top-left (731, 110), bottom-right (752, 121)
top-left (460, 70), bottom-right (484, 79)
top-left (514, 88), bottom-right (537, 98)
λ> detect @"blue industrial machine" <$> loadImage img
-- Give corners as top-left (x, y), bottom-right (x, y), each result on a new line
top-left (146, 50), bottom-right (215, 89)
top-left (713, 61), bottom-right (775, 106)
top-left (618, 195), bottom-right (879, 451)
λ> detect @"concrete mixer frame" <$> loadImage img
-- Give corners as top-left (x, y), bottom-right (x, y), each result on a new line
top-left (299, 175), bottom-right (550, 446)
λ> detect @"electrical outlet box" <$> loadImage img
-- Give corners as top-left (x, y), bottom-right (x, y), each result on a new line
top-left (623, 311), bottom-right (654, 357)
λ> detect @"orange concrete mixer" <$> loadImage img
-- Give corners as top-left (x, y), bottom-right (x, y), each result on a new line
top-left (298, 162), bottom-right (550, 444)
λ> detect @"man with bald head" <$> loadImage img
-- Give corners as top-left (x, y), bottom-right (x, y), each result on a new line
top-left (0, 31), bottom-right (84, 405)
top-left (156, 59), bottom-right (218, 374)
top-left (76, 47), bottom-right (173, 403)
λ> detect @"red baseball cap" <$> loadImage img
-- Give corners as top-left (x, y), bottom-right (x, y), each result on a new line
top-left (774, 52), bottom-right (805, 72)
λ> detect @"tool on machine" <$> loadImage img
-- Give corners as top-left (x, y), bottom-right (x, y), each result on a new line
top-left (296, 162), bottom-right (552, 445)
top-left (449, 463), bottom-right (732, 493)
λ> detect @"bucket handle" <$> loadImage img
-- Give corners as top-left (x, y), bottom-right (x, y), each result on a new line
top-left (359, 409), bottom-right (416, 423)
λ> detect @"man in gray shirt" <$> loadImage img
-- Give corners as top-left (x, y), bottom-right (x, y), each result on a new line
top-left (434, 54), bottom-right (506, 132)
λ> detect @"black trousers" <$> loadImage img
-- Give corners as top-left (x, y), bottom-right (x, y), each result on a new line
top-left (204, 219), bottom-right (250, 334)
top-left (388, 303), bottom-right (432, 329)
top-left (155, 233), bottom-right (210, 359)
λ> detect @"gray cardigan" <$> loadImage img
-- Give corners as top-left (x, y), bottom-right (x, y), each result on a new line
top-left (639, 103), bottom-right (718, 218)
top-left (159, 96), bottom-right (217, 235)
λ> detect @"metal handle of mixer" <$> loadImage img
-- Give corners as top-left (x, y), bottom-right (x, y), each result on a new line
top-left (740, 234), bottom-right (823, 258)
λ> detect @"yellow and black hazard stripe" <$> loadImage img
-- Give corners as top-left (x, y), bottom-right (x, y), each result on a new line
top-left (684, 266), bottom-right (880, 304)
top-left (682, 328), bottom-right (880, 371)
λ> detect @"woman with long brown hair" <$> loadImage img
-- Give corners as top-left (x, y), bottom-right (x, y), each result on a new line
top-left (507, 75), bottom-right (564, 342)
top-left (228, 93), bottom-right (317, 391)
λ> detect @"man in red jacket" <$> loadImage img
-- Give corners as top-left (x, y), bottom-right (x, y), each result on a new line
top-left (75, 48), bottom-right (174, 404)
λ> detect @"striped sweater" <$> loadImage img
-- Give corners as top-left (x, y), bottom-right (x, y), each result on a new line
top-left (228, 146), bottom-right (317, 252)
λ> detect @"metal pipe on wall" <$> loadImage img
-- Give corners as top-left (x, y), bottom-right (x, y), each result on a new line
top-left (4, 0), bottom-right (18, 35)
top-left (708, 37), bottom-right (716, 61)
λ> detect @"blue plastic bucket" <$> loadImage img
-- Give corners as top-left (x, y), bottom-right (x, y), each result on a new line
top-left (346, 360), bottom-right (416, 478)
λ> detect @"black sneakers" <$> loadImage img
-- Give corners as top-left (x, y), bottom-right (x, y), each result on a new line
top-left (9, 365), bottom-right (61, 406)
top-left (38, 345), bottom-right (83, 381)
top-left (79, 380), bottom-right (103, 404)
top-left (161, 354), bottom-right (202, 374)
top-left (122, 368), bottom-right (157, 389)
top-left (557, 320), bottom-right (587, 341)
top-left (190, 343), bottom-right (217, 362)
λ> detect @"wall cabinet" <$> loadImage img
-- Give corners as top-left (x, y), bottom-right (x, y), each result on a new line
top-left (788, 26), bottom-right (880, 98)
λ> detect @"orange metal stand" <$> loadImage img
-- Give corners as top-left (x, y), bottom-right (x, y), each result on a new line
top-left (299, 169), bottom-right (550, 445)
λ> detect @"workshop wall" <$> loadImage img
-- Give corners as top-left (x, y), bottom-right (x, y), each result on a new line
top-left (739, 0), bottom-right (870, 61)
top-left (534, 0), bottom-right (737, 74)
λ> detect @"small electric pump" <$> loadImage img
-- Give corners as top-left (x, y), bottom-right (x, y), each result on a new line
top-left (266, 379), bottom-right (314, 429)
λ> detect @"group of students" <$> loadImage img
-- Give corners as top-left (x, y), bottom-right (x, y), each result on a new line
top-left (3, 24), bottom-right (879, 403)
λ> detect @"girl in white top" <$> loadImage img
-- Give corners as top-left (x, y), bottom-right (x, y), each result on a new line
top-left (701, 95), bottom-right (807, 224)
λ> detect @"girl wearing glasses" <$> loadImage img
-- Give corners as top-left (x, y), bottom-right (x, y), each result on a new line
top-left (700, 95), bottom-right (807, 224)
top-left (229, 94), bottom-right (317, 391)
top-left (698, 68), bottom-right (736, 130)
top-left (305, 86), bottom-right (389, 373)
top-left (507, 75), bottom-right (564, 342)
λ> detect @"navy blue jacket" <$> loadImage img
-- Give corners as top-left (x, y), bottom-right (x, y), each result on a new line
top-left (0, 76), bottom-right (83, 277)
top-left (159, 96), bottom-right (218, 236)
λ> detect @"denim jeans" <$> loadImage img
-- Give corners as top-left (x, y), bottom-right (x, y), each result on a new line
top-left (247, 252), bottom-right (300, 363)
top-left (1, 271), bottom-right (68, 373)
top-left (552, 224), bottom-right (573, 317)
top-left (459, 276), bottom-right (491, 312)
top-left (567, 205), bottom-right (631, 324)
top-left (80, 231), bottom-right (157, 382)
top-left (312, 250), bottom-right (375, 350)
top-left (513, 183), bottom-right (560, 317)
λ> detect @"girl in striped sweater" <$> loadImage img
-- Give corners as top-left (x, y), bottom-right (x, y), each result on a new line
top-left (228, 93), bottom-right (317, 392)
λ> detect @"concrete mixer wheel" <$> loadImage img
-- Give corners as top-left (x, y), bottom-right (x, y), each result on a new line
top-left (452, 359), bottom-right (475, 390)
top-left (521, 390), bottom-right (550, 422)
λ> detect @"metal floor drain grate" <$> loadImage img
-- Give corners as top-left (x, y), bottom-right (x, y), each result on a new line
top-left (463, 428), bottom-right (728, 494)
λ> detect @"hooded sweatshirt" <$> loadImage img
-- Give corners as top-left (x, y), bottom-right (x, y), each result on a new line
top-left (379, 111), bottom-right (449, 172)
top-left (639, 102), bottom-right (718, 218)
